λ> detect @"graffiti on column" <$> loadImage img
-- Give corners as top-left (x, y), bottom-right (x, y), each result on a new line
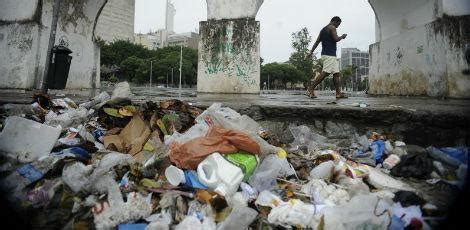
top-left (201, 19), bottom-right (258, 86)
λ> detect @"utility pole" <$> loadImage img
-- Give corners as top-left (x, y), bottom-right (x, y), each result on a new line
top-left (179, 45), bottom-right (183, 97)
top-left (171, 68), bottom-right (174, 88)
top-left (40, 0), bottom-right (61, 93)
top-left (166, 72), bottom-right (169, 88)
top-left (149, 60), bottom-right (153, 88)
top-left (268, 74), bottom-right (270, 91)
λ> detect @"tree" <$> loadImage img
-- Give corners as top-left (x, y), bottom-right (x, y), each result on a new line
top-left (261, 63), bottom-right (305, 89)
top-left (120, 56), bottom-right (146, 83)
top-left (98, 40), bottom-right (199, 86)
top-left (340, 65), bottom-right (358, 91)
top-left (289, 27), bottom-right (314, 86)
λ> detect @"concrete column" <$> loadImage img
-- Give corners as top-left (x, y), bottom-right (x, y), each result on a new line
top-left (368, 0), bottom-right (470, 98)
top-left (197, 0), bottom-right (263, 94)
top-left (0, 0), bottom-right (108, 90)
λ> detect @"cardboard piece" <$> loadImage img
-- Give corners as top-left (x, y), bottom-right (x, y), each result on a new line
top-left (104, 114), bottom-right (151, 156)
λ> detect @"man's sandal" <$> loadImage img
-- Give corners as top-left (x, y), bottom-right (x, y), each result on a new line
top-left (336, 93), bottom-right (348, 99)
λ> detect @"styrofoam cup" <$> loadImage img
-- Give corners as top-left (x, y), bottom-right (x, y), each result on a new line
top-left (165, 165), bottom-right (186, 186)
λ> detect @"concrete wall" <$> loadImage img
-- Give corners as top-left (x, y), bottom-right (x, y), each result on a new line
top-left (95, 0), bottom-right (135, 43)
top-left (369, 0), bottom-right (470, 98)
top-left (206, 0), bottom-right (264, 20)
top-left (0, 0), bottom-right (108, 89)
top-left (197, 19), bottom-right (260, 93)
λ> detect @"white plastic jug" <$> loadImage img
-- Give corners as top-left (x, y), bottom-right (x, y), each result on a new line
top-left (197, 152), bottom-right (244, 196)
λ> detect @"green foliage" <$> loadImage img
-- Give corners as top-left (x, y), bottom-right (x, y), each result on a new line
top-left (98, 40), bottom-right (198, 86)
top-left (108, 75), bottom-right (118, 83)
top-left (289, 27), bottom-right (314, 82)
top-left (261, 63), bottom-right (306, 89)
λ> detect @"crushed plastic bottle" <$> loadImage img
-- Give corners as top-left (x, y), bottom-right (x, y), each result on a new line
top-left (217, 206), bottom-right (258, 230)
top-left (248, 148), bottom-right (295, 192)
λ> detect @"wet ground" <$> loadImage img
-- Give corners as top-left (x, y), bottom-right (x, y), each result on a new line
top-left (1, 87), bottom-right (469, 116)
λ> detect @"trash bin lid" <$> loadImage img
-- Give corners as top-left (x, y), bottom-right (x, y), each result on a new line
top-left (53, 45), bottom-right (72, 54)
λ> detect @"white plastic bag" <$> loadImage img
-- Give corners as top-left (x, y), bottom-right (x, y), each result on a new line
top-left (62, 162), bottom-right (93, 193)
top-left (268, 199), bottom-right (320, 228)
top-left (321, 195), bottom-right (392, 230)
top-left (218, 206), bottom-right (258, 230)
top-left (45, 108), bottom-right (89, 130)
top-left (255, 190), bottom-right (283, 208)
top-left (0, 116), bottom-right (62, 163)
top-left (109, 82), bottom-right (132, 104)
top-left (164, 123), bottom-right (209, 145)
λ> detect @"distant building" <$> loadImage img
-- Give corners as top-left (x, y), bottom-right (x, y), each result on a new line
top-left (168, 32), bottom-right (200, 50)
top-left (134, 1), bottom-right (199, 50)
top-left (340, 48), bottom-right (369, 79)
top-left (166, 0), bottom-right (176, 33)
top-left (95, 0), bottom-right (135, 43)
top-left (134, 29), bottom-right (170, 50)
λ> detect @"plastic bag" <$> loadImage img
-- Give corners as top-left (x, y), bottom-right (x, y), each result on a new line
top-left (218, 206), bottom-right (258, 230)
top-left (146, 209), bottom-right (172, 230)
top-left (309, 161), bottom-right (335, 180)
top-left (45, 108), bottom-right (89, 130)
top-left (321, 195), bottom-right (392, 230)
top-left (195, 103), bottom-right (260, 134)
top-left (391, 203), bottom-right (423, 227)
top-left (164, 123), bottom-right (209, 145)
top-left (109, 82), bottom-right (132, 104)
top-left (248, 152), bottom-right (294, 192)
top-left (267, 199), bottom-right (320, 228)
top-left (62, 162), bottom-right (93, 193)
top-left (255, 190), bottom-right (283, 208)
top-left (175, 216), bottom-right (203, 230)
top-left (89, 152), bottom-right (134, 183)
top-left (79, 92), bottom-right (110, 109)
top-left (0, 116), bottom-right (61, 163)
top-left (301, 179), bottom-right (350, 206)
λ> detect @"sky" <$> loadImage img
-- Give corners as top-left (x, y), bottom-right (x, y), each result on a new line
top-left (135, 0), bottom-right (376, 63)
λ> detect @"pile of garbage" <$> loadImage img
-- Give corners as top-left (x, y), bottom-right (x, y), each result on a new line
top-left (0, 82), bottom-right (467, 229)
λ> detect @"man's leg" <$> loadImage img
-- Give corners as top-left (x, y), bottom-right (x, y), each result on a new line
top-left (333, 72), bottom-right (347, 98)
top-left (308, 71), bottom-right (329, 97)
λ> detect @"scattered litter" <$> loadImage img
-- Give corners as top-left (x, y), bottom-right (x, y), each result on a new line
top-left (0, 83), bottom-right (462, 229)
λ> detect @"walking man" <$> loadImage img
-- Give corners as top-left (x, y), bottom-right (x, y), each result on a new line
top-left (306, 16), bottom-right (348, 99)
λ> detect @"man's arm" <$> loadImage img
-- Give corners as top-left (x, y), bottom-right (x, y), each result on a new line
top-left (307, 34), bottom-right (321, 58)
top-left (329, 25), bottom-right (347, 42)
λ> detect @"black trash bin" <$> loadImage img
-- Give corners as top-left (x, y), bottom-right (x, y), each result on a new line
top-left (47, 45), bottom-right (72, 89)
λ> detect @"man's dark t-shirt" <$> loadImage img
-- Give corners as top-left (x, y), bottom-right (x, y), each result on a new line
top-left (320, 26), bottom-right (337, 57)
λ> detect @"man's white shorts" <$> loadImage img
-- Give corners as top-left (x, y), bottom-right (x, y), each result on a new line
top-left (321, 55), bottom-right (340, 74)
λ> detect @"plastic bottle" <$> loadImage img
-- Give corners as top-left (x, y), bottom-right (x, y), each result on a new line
top-left (165, 165), bottom-right (208, 190)
top-left (197, 152), bottom-right (244, 196)
top-left (383, 154), bottom-right (401, 169)
top-left (248, 148), bottom-right (295, 192)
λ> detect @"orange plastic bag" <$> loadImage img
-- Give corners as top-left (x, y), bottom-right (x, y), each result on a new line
top-left (169, 126), bottom-right (260, 169)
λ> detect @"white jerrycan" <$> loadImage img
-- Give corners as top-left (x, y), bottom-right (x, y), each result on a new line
top-left (197, 152), bottom-right (244, 196)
